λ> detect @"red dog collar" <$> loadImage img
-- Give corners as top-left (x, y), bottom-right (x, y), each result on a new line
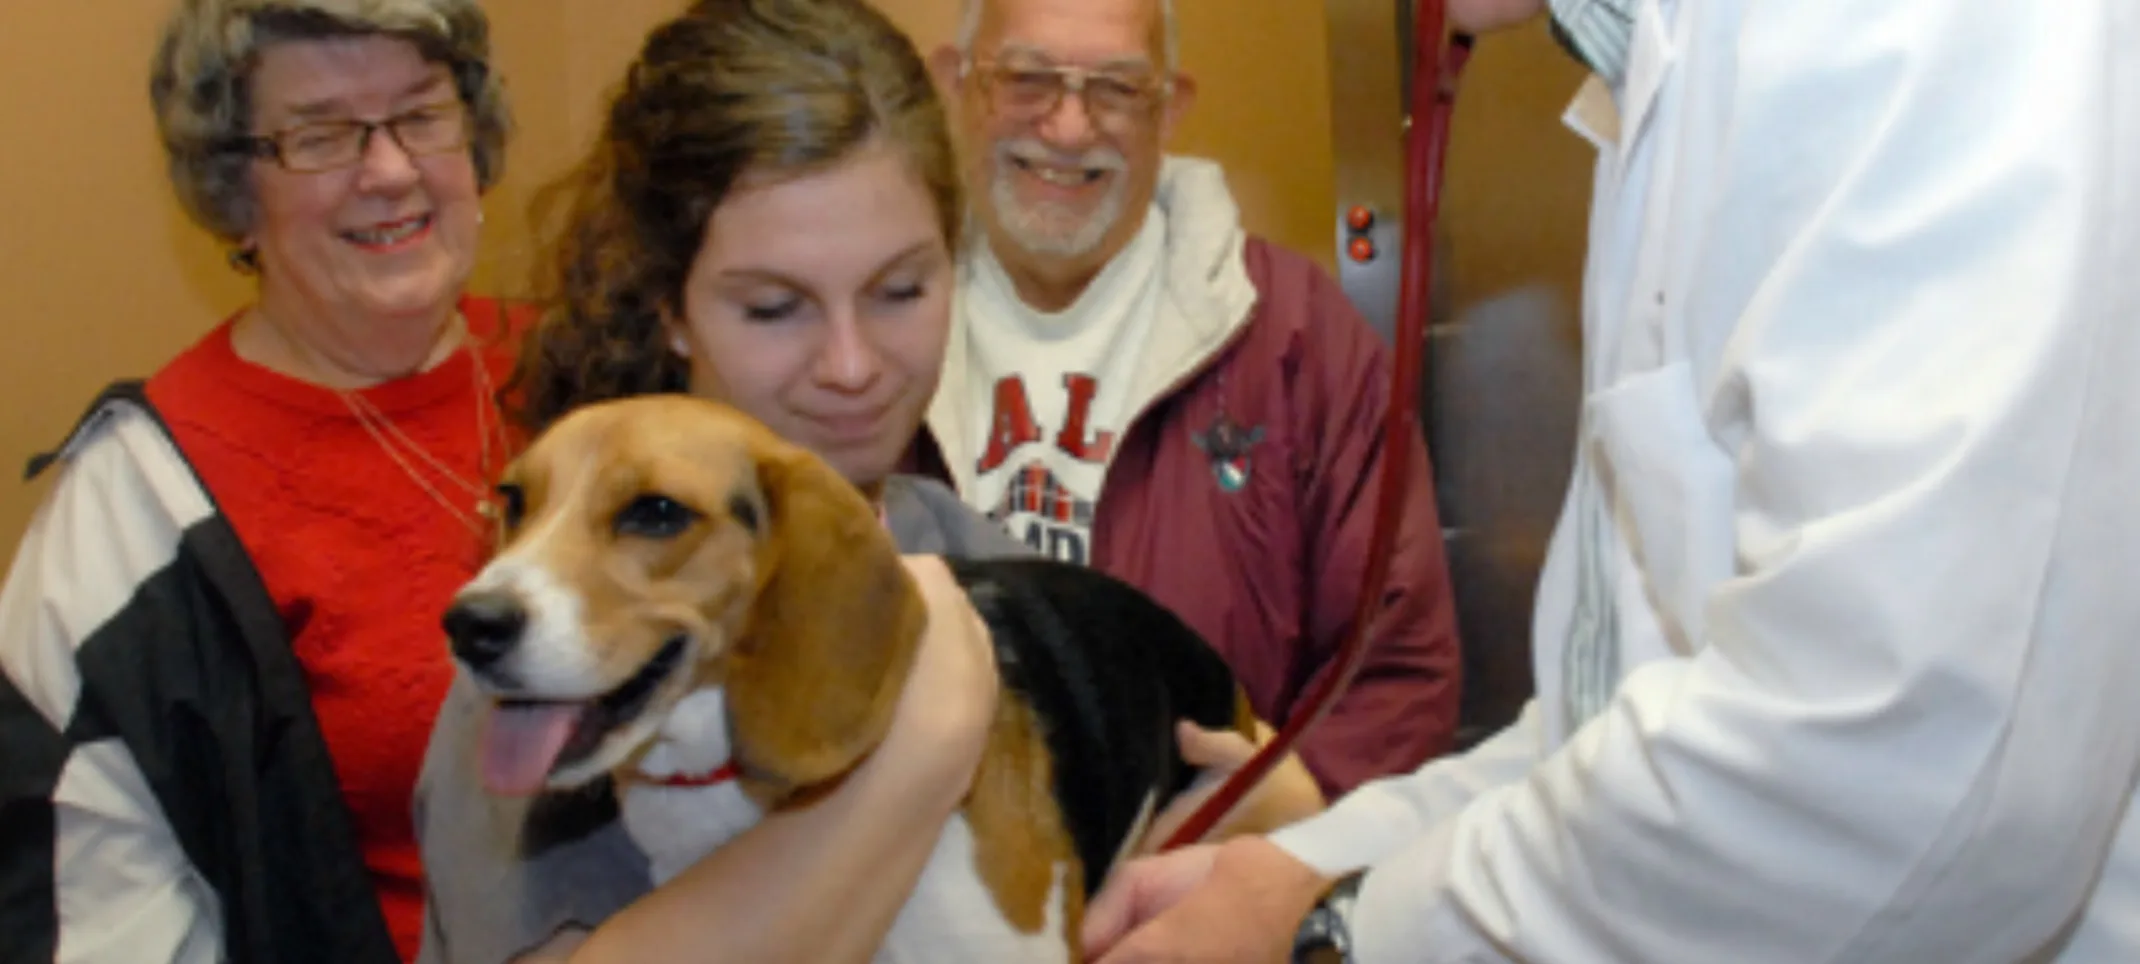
top-left (653, 760), bottom-right (740, 788)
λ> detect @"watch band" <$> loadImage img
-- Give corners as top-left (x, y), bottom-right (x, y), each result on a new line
top-left (1291, 871), bottom-right (1365, 964)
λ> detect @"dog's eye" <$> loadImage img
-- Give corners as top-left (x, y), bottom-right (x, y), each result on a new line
top-left (727, 493), bottom-right (761, 534)
top-left (495, 484), bottom-right (526, 529)
top-left (614, 494), bottom-right (699, 539)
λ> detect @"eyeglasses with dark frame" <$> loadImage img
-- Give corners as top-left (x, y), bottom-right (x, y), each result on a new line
top-left (966, 58), bottom-right (1170, 126)
top-left (225, 100), bottom-right (472, 173)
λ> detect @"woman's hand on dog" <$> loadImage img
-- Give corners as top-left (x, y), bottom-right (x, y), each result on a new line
top-left (882, 555), bottom-right (1002, 796)
top-left (1140, 720), bottom-right (1327, 854)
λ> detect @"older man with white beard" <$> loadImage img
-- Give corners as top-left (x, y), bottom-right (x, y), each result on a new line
top-left (916, 0), bottom-right (1466, 800)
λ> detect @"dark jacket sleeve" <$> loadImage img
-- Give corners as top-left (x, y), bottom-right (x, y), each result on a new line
top-left (0, 427), bottom-right (221, 964)
top-left (0, 671), bottom-right (67, 964)
top-left (1281, 250), bottom-right (1464, 797)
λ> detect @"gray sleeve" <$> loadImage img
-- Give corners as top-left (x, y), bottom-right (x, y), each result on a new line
top-left (415, 674), bottom-right (653, 964)
top-left (882, 475), bottom-right (1035, 559)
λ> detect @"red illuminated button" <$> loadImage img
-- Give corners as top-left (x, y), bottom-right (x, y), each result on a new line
top-left (1348, 236), bottom-right (1376, 262)
top-left (1346, 205), bottom-right (1375, 232)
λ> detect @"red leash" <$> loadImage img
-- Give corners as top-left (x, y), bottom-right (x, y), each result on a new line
top-left (1158, 4), bottom-right (1474, 852)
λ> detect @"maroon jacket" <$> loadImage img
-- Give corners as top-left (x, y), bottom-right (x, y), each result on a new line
top-left (917, 238), bottom-right (1462, 796)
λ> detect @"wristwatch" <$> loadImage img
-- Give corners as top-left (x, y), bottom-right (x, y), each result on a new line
top-left (1291, 870), bottom-right (1364, 964)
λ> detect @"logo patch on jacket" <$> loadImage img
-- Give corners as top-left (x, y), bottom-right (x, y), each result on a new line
top-left (1192, 411), bottom-right (1264, 493)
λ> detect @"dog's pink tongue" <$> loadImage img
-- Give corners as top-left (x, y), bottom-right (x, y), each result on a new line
top-left (480, 703), bottom-right (586, 796)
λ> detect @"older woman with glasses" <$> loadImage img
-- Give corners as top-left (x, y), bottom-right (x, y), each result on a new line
top-left (0, 1), bottom-right (521, 961)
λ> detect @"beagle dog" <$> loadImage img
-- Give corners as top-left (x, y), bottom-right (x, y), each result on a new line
top-left (440, 395), bottom-right (1309, 962)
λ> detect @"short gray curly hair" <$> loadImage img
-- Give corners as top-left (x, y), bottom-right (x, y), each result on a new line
top-left (148, 0), bottom-right (511, 254)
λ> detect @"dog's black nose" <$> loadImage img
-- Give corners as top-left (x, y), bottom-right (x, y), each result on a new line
top-left (443, 590), bottom-right (527, 669)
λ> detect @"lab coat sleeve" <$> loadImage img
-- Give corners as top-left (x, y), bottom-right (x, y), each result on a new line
top-left (1270, 700), bottom-right (1543, 877)
top-left (1341, 2), bottom-right (2140, 961)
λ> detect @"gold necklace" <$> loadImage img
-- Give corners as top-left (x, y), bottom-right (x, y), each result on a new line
top-left (336, 346), bottom-right (507, 536)
top-left (256, 310), bottom-right (509, 536)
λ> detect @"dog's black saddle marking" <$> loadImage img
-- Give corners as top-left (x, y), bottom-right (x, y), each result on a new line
top-left (946, 557), bottom-right (1240, 897)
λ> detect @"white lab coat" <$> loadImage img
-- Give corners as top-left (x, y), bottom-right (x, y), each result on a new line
top-left (1271, 0), bottom-right (2140, 960)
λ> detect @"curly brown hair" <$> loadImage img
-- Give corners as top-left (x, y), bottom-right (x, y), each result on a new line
top-left (507, 0), bottom-right (962, 437)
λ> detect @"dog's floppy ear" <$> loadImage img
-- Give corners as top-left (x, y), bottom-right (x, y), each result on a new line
top-left (725, 438), bottom-right (927, 794)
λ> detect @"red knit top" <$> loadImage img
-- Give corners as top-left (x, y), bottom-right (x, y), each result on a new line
top-left (145, 297), bottom-right (526, 962)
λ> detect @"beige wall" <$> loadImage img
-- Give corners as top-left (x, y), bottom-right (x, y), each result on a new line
top-left (0, 0), bottom-right (1412, 550)
top-left (1, 2), bottom-right (248, 542)
top-left (1442, 20), bottom-right (1593, 306)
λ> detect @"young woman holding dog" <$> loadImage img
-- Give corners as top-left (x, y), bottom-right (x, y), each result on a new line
top-left (412, 5), bottom-right (1007, 960)
top-left (413, 1), bottom-right (1318, 961)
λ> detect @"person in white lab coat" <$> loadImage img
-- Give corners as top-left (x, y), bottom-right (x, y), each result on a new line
top-left (1080, 0), bottom-right (2140, 961)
